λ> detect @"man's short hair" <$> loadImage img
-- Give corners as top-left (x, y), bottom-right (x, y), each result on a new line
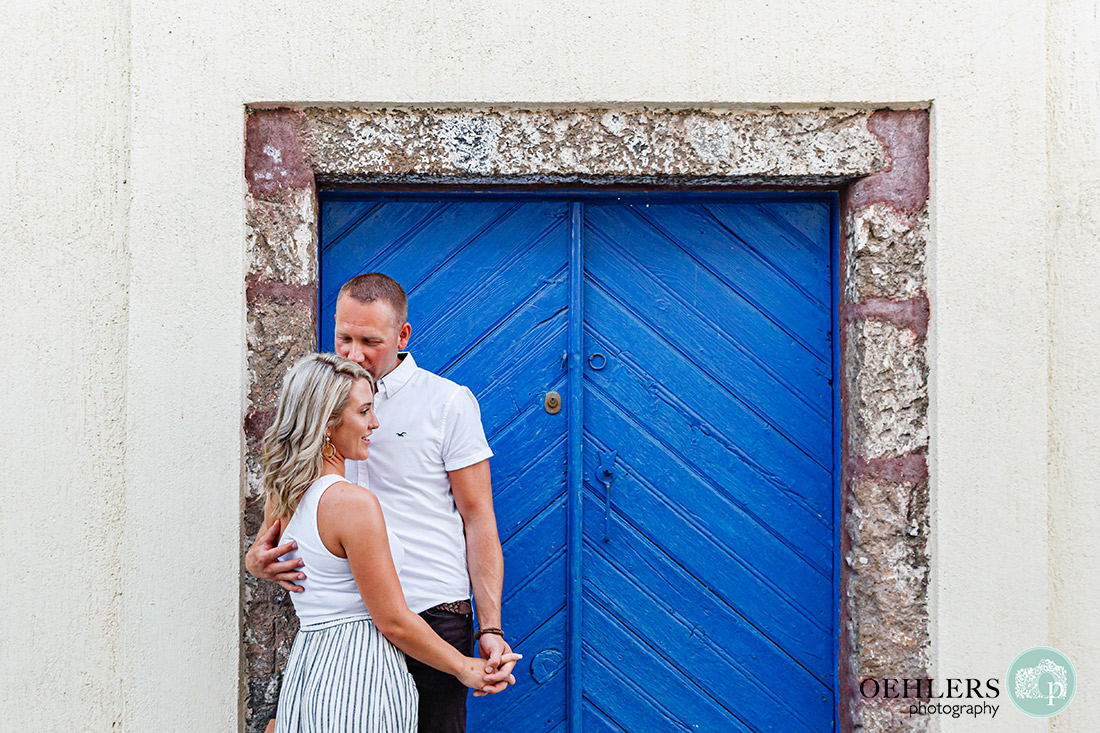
top-left (337, 273), bottom-right (409, 325)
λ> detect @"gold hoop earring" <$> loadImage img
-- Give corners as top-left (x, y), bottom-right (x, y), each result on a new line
top-left (322, 436), bottom-right (336, 459)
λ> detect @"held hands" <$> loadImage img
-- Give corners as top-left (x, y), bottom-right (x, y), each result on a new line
top-left (458, 652), bottom-right (522, 696)
top-left (245, 520), bottom-right (307, 593)
top-left (471, 635), bottom-right (519, 697)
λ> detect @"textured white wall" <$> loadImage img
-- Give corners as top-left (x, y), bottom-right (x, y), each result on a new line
top-left (2, 0), bottom-right (1095, 730)
top-left (1048, 1), bottom-right (1100, 731)
top-left (0, 0), bottom-right (130, 729)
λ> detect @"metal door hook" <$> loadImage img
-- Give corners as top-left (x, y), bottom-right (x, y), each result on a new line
top-left (595, 450), bottom-right (617, 542)
top-left (588, 352), bottom-right (607, 370)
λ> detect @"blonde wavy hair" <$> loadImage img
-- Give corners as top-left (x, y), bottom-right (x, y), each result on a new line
top-left (261, 352), bottom-right (374, 518)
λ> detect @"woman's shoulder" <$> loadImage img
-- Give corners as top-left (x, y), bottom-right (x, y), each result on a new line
top-left (317, 480), bottom-right (384, 526)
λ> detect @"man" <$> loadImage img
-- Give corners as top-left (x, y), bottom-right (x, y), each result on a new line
top-left (247, 272), bottom-right (514, 733)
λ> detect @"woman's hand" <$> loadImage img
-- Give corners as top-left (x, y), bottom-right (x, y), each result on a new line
top-left (458, 652), bottom-right (522, 692)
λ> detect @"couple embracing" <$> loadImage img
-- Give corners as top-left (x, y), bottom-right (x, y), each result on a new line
top-left (247, 273), bottom-right (520, 732)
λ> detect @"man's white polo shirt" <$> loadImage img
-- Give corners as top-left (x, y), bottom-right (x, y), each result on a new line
top-left (345, 353), bottom-right (493, 614)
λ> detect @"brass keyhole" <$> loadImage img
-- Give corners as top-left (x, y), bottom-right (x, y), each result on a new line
top-left (544, 391), bottom-right (562, 414)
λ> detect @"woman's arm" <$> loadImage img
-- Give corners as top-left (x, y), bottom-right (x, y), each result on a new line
top-left (318, 482), bottom-right (516, 691)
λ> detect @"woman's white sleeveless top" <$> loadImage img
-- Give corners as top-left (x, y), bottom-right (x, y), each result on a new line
top-left (278, 474), bottom-right (406, 626)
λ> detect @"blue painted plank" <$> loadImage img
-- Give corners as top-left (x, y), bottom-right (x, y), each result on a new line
top-left (579, 431), bottom-right (833, 678)
top-left (320, 200), bottom-right (510, 305)
top-left (581, 600), bottom-right (755, 732)
top-left (580, 343), bottom-right (833, 569)
top-left (581, 509), bottom-right (834, 724)
top-left (501, 483), bottom-right (567, 591)
top-left (584, 220), bottom-right (832, 463)
top-left (442, 280), bottom-right (567, 435)
top-left (320, 200), bottom-right (450, 299)
top-left (587, 204), bottom-right (831, 365)
top-left (583, 293), bottom-right (832, 515)
top-left (504, 550), bottom-right (566, 648)
top-left (756, 200), bottom-right (832, 259)
top-left (580, 699), bottom-right (631, 733)
top-left (484, 375), bottom-right (568, 508)
top-left (404, 205), bottom-right (569, 372)
top-left (707, 203), bottom-right (833, 307)
top-left (581, 657), bottom-right (696, 732)
top-left (319, 200), bottom-right (379, 250)
top-left (493, 442), bottom-right (566, 543)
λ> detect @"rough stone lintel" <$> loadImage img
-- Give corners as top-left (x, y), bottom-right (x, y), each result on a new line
top-left (297, 106), bottom-right (887, 181)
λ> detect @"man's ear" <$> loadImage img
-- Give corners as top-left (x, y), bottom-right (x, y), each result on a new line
top-left (398, 322), bottom-right (412, 350)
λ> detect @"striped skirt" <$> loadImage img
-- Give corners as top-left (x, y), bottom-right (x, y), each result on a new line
top-left (275, 614), bottom-right (418, 733)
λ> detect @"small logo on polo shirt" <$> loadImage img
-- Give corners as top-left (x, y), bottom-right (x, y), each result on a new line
top-left (396, 432), bottom-right (407, 437)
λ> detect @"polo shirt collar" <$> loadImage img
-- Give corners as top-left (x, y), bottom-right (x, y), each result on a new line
top-left (376, 352), bottom-right (417, 398)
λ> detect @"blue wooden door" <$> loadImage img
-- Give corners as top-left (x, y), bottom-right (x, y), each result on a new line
top-left (319, 193), bottom-right (838, 732)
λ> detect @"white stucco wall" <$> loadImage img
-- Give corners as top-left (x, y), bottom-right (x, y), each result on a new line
top-left (1, 0), bottom-right (130, 729)
top-left (1, 1), bottom-right (1095, 730)
top-left (1048, 1), bottom-right (1100, 731)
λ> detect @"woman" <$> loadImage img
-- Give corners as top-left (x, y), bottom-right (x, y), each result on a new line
top-left (261, 353), bottom-right (517, 732)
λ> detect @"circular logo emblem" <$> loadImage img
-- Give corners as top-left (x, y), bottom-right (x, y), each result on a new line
top-left (1007, 647), bottom-right (1076, 717)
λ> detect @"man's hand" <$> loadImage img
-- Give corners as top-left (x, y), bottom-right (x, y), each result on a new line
top-left (471, 634), bottom-right (517, 696)
top-left (245, 519), bottom-right (306, 593)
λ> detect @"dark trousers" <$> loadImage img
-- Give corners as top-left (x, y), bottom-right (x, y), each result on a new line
top-left (405, 606), bottom-right (474, 733)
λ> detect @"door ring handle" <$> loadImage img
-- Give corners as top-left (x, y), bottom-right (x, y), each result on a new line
top-left (588, 352), bottom-right (607, 371)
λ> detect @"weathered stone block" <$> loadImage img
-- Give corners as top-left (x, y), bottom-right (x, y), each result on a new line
top-left (246, 297), bottom-right (316, 416)
top-left (246, 190), bottom-right (318, 286)
top-left (847, 477), bottom-right (930, 678)
top-left (858, 696), bottom-right (929, 732)
top-left (846, 319), bottom-right (929, 459)
top-left (847, 204), bottom-right (928, 302)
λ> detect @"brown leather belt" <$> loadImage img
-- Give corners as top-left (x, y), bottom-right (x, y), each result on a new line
top-left (427, 599), bottom-right (472, 615)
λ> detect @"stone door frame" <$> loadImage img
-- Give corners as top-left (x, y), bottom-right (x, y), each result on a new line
top-left (242, 105), bottom-right (931, 732)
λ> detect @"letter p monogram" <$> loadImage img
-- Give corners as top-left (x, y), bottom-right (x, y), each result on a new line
top-left (1048, 682), bottom-right (1066, 706)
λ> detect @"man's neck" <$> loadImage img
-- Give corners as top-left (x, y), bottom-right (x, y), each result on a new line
top-left (379, 352), bottom-right (407, 379)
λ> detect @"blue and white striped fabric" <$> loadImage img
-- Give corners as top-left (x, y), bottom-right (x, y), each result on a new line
top-left (275, 613), bottom-right (418, 732)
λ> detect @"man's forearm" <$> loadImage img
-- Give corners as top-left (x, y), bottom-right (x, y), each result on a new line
top-left (465, 517), bottom-right (504, 627)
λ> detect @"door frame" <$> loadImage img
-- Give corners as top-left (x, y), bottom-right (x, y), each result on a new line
top-left (242, 106), bottom-right (931, 733)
